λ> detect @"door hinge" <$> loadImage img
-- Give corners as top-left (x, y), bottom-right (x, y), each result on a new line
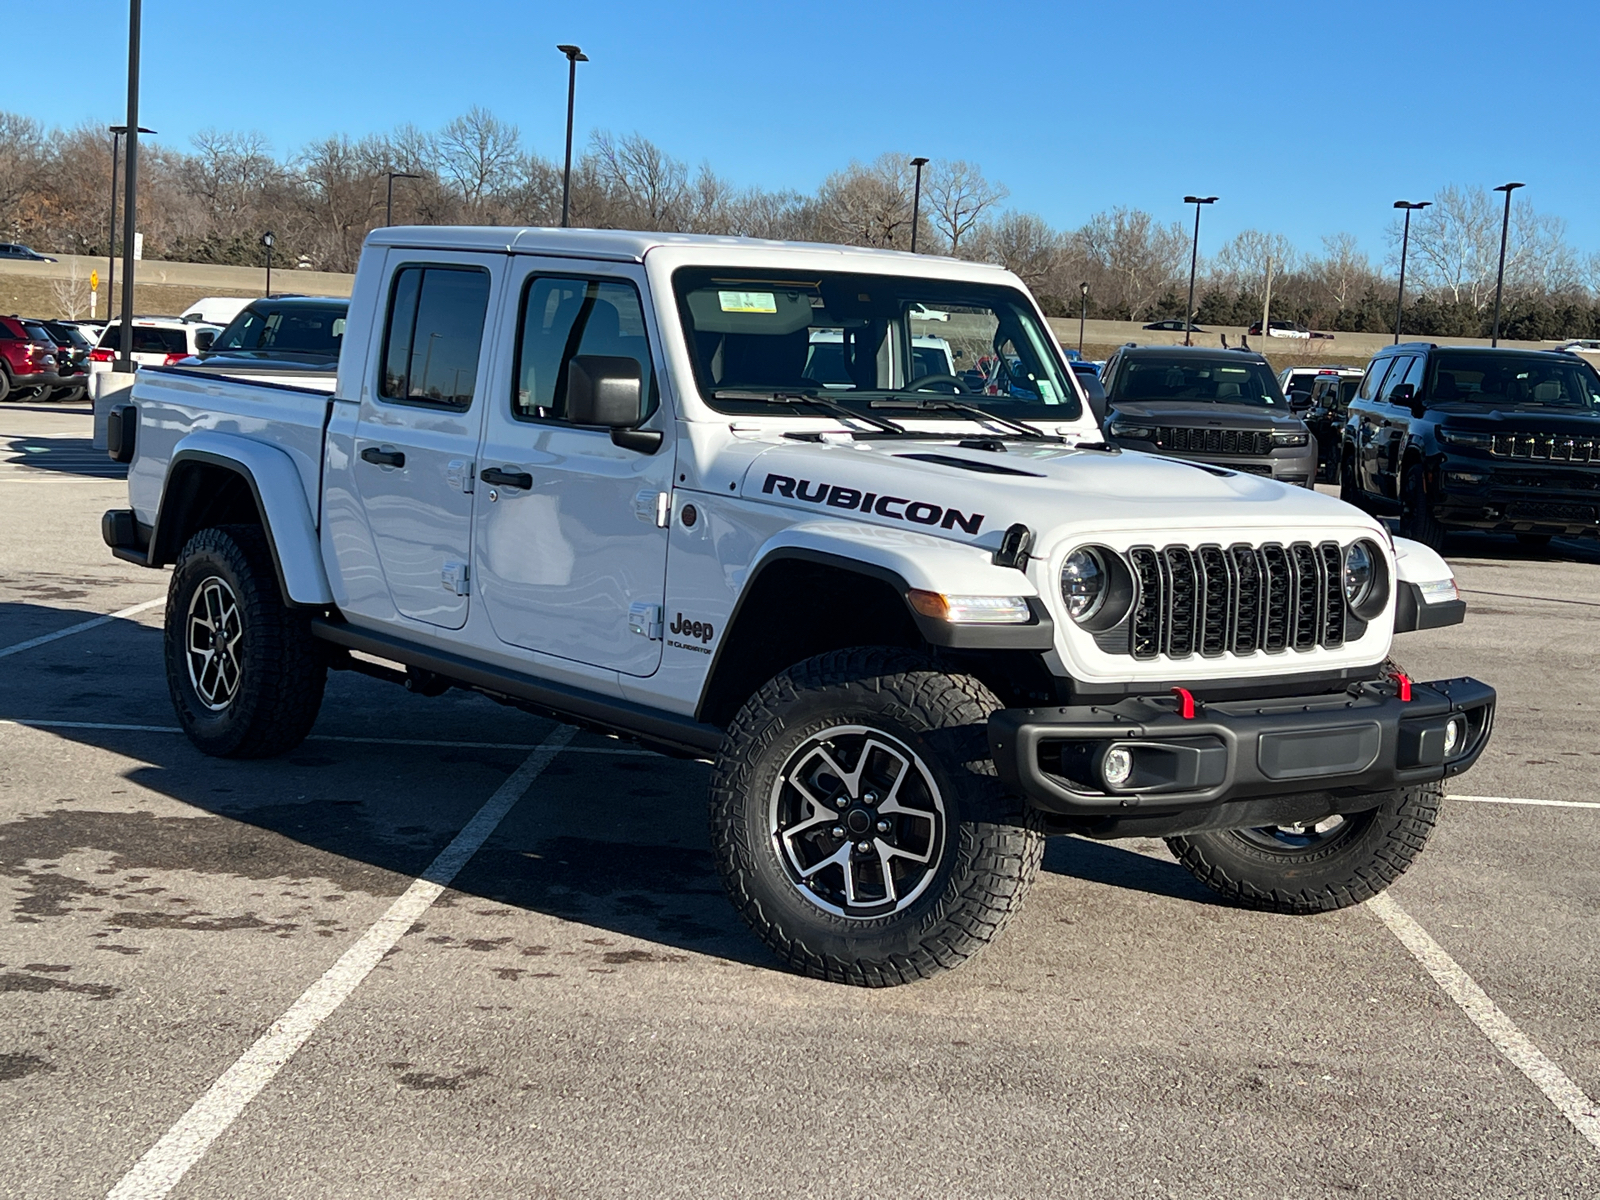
top-left (634, 489), bottom-right (670, 528)
top-left (447, 459), bottom-right (475, 493)
top-left (628, 602), bottom-right (663, 640)
top-left (441, 561), bottom-right (470, 596)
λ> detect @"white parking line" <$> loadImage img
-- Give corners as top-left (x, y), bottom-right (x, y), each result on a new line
top-left (0, 718), bottom-right (658, 755)
top-left (1451, 795), bottom-right (1600, 811)
top-left (103, 724), bottom-right (577, 1200)
top-left (0, 597), bottom-right (164, 660)
top-left (1368, 893), bottom-right (1600, 1154)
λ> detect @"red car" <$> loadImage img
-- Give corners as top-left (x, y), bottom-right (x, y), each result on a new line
top-left (0, 314), bottom-right (64, 402)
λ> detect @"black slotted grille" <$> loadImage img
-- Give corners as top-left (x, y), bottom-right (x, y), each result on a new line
top-left (1123, 541), bottom-right (1349, 660)
top-left (1156, 426), bottom-right (1273, 456)
top-left (1492, 433), bottom-right (1597, 463)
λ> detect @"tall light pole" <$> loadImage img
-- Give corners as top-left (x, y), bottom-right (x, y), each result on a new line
top-left (106, 123), bottom-right (154, 323)
top-left (261, 232), bottom-right (275, 297)
top-left (908, 156), bottom-right (929, 253)
top-left (1182, 196), bottom-right (1217, 347)
top-left (385, 171), bottom-right (420, 227)
top-left (116, 0), bottom-right (143, 373)
top-left (1392, 199), bottom-right (1430, 344)
top-left (1491, 181), bottom-right (1525, 347)
top-left (557, 44), bottom-right (588, 228)
top-left (1078, 281), bottom-right (1089, 357)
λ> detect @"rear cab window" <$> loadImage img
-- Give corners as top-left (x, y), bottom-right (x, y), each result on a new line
top-left (378, 266), bottom-right (491, 409)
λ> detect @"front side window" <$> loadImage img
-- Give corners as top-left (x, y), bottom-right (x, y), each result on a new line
top-left (672, 268), bottom-right (1080, 422)
top-left (511, 276), bottom-right (656, 422)
top-left (1108, 357), bottom-right (1286, 408)
top-left (379, 265), bottom-right (490, 409)
top-left (1377, 357), bottom-right (1416, 402)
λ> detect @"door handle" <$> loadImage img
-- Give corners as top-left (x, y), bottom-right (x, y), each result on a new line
top-left (480, 466), bottom-right (532, 490)
top-left (361, 446), bottom-right (405, 467)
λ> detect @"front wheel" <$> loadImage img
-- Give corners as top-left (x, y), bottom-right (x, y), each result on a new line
top-left (1400, 462), bottom-right (1448, 552)
top-left (1166, 782), bottom-right (1441, 914)
top-left (709, 648), bottom-right (1043, 986)
top-left (165, 524), bottom-right (327, 758)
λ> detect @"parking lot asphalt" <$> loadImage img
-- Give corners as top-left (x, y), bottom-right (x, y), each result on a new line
top-left (2, 401), bottom-right (1597, 1199)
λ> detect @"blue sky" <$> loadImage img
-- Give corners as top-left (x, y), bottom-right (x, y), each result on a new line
top-left (10, 0), bottom-right (1596, 263)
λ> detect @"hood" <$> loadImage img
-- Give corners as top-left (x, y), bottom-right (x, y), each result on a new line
top-left (733, 436), bottom-right (1378, 551)
top-left (1107, 400), bottom-right (1300, 430)
top-left (1431, 405), bottom-right (1600, 436)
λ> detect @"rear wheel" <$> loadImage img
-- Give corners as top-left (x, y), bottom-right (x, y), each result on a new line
top-left (0, 368), bottom-right (11, 403)
top-left (165, 524), bottom-right (326, 758)
top-left (1399, 462), bottom-right (1447, 552)
top-left (709, 647), bottom-right (1043, 986)
top-left (1166, 782), bottom-right (1441, 914)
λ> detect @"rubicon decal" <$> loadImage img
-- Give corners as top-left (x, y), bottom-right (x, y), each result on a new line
top-left (762, 474), bottom-right (984, 534)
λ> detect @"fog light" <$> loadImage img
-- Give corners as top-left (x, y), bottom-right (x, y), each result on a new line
top-left (1102, 746), bottom-right (1133, 787)
top-left (1444, 717), bottom-right (1464, 757)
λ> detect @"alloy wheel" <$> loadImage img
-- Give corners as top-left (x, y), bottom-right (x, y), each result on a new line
top-left (185, 575), bottom-right (244, 710)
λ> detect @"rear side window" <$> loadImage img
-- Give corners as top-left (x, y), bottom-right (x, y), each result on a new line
top-left (1357, 357), bottom-right (1395, 401)
top-left (380, 266), bottom-right (490, 409)
top-left (511, 276), bottom-right (656, 422)
top-left (97, 326), bottom-right (186, 353)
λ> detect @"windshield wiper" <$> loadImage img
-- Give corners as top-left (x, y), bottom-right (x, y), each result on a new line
top-left (714, 389), bottom-right (909, 435)
top-left (869, 397), bottom-right (1059, 441)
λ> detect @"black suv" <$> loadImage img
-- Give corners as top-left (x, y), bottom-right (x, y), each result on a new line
top-left (1339, 343), bottom-right (1600, 549)
top-left (1305, 371), bottom-right (1363, 482)
top-left (187, 296), bottom-right (348, 374)
top-left (1098, 344), bottom-right (1317, 485)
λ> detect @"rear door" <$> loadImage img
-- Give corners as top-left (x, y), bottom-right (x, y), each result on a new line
top-left (472, 259), bottom-right (673, 676)
top-left (1349, 356), bottom-right (1396, 495)
top-left (348, 251), bottom-right (499, 630)
top-left (1373, 355), bottom-right (1422, 500)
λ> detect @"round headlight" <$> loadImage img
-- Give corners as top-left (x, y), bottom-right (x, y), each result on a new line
top-left (1343, 541), bottom-right (1375, 608)
top-left (1061, 548), bottom-right (1108, 623)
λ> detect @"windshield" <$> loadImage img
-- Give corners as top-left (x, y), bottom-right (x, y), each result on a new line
top-left (672, 268), bottom-right (1081, 422)
top-left (1111, 356), bottom-right (1287, 408)
top-left (212, 303), bottom-right (347, 357)
top-left (1428, 353), bottom-right (1600, 411)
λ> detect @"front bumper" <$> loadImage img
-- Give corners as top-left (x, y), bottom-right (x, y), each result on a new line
top-left (989, 676), bottom-right (1494, 836)
top-left (1110, 441), bottom-right (1315, 487)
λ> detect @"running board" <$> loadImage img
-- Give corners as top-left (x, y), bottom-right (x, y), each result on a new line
top-left (309, 617), bottom-right (723, 759)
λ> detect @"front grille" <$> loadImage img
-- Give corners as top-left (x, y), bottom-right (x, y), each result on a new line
top-left (1156, 426), bottom-right (1273, 456)
top-left (1491, 433), bottom-right (1599, 463)
top-left (1124, 542), bottom-right (1347, 660)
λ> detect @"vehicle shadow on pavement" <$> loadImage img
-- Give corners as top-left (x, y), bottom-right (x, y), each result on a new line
top-left (1041, 835), bottom-right (1222, 905)
top-left (1, 433), bottom-right (126, 479)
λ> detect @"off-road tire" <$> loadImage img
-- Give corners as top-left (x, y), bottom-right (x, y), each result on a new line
top-left (1400, 462), bottom-right (1447, 552)
top-left (1165, 781), bottom-right (1442, 914)
top-left (1338, 444), bottom-right (1362, 507)
top-left (165, 524), bottom-right (326, 758)
top-left (710, 647), bottom-right (1044, 986)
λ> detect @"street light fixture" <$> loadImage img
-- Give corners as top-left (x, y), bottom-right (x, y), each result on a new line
top-left (106, 123), bottom-right (155, 323)
top-left (1182, 196), bottom-right (1217, 347)
top-left (1078, 281), bottom-right (1089, 357)
top-left (261, 231), bottom-right (275, 297)
top-left (385, 171), bottom-right (421, 227)
top-left (908, 156), bottom-right (929, 253)
top-left (557, 44), bottom-right (588, 228)
top-left (1491, 181), bottom-right (1525, 347)
top-left (1392, 200), bottom-right (1431, 345)
top-left (116, 0), bottom-right (145, 373)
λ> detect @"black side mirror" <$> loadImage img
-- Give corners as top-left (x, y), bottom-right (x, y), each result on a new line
top-left (566, 354), bottom-right (660, 453)
top-left (1389, 383), bottom-right (1415, 404)
top-left (194, 330), bottom-right (215, 352)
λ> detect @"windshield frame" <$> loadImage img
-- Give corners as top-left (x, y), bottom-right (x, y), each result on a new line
top-left (668, 266), bottom-right (1085, 425)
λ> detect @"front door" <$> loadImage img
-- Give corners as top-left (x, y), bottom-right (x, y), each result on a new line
top-left (473, 262), bottom-right (673, 675)
top-left (350, 251), bottom-right (500, 629)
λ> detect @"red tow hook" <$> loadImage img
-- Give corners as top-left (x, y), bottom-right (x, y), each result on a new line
top-left (1171, 686), bottom-right (1196, 719)
top-left (1390, 670), bottom-right (1413, 702)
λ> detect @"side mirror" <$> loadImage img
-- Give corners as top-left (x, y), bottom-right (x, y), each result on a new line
top-left (194, 330), bottom-right (215, 352)
top-left (566, 355), bottom-right (660, 453)
top-left (1389, 383), bottom-right (1415, 404)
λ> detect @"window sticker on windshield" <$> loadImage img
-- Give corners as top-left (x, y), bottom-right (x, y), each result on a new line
top-left (718, 291), bottom-right (777, 314)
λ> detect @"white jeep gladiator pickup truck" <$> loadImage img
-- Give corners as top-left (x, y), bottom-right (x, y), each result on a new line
top-left (102, 227), bottom-right (1495, 986)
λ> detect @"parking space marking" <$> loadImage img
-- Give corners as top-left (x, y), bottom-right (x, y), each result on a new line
top-left (1368, 893), bottom-right (1600, 1155)
top-left (0, 718), bottom-right (658, 755)
top-left (1451, 794), bottom-right (1600, 811)
top-left (103, 724), bottom-right (577, 1200)
top-left (0, 597), bottom-right (163, 660)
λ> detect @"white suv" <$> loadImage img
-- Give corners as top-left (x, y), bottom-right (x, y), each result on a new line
top-left (90, 318), bottom-right (222, 377)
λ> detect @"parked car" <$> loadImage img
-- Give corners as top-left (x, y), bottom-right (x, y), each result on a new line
top-left (90, 318), bottom-right (223, 377)
top-left (0, 242), bottom-right (57, 263)
top-left (179, 296), bottom-right (255, 327)
top-left (1142, 318), bottom-right (1205, 332)
top-left (1070, 359), bottom-right (1107, 425)
top-left (37, 320), bottom-right (95, 400)
top-left (185, 296), bottom-right (348, 375)
top-left (1305, 371), bottom-right (1363, 481)
top-left (1339, 343), bottom-right (1600, 549)
top-left (102, 226), bottom-right (1491, 987)
top-left (1280, 364), bottom-right (1362, 411)
top-left (1098, 344), bottom-right (1317, 485)
top-left (0, 314), bottom-right (63, 401)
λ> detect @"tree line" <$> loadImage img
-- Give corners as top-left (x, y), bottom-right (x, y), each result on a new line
top-left (4, 107), bottom-right (1600, 339)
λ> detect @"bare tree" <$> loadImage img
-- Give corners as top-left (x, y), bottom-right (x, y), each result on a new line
top-left (437, 107), bottom-right (523, 217)
top-left (0, 111), bottom-right (45, 236)
top-left (1306, 232), bottom-right (1372, 310)
top-left (1077, 207), bottom-right (1188, 320)
top-left (1212, 229), bottom-right (1298, 291)
top-left (1396, 184), bottom-right (1499, 309)
top-left (970, 212), bottom-right (1060, 288)
top-left (50, 262), bottom-right (91, 318)
top-left (925, 160), bottom-right (1006, 255)
top-left (184, 129), bottom-right (278, 240)
top-left (815, 154), bottom-right (915, 249)
top-left (585, 132), bottom-right (690, 229)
